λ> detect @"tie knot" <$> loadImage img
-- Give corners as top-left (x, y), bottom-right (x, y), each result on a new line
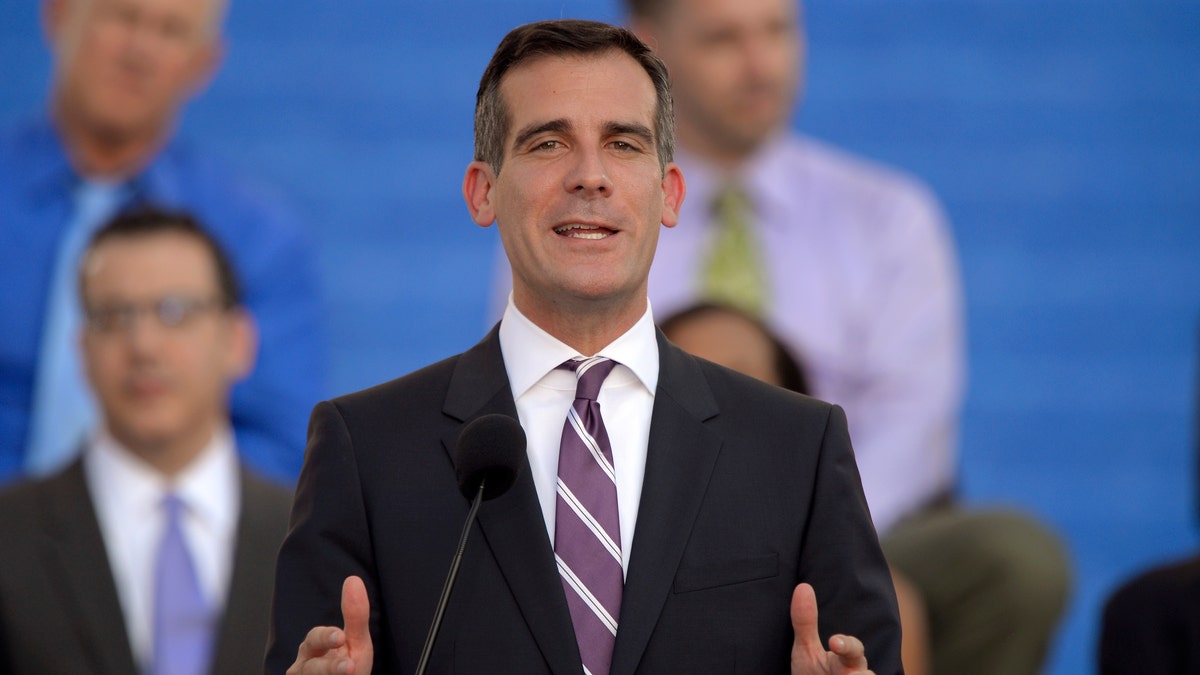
top-left (711, 183), bottom-right (752, 220)
top-left (162, 493), bottom-right (185, 521)
top-left (560, 357), bottom-right (617, 402)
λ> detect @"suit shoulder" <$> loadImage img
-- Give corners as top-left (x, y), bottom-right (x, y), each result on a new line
top-left (311, 351), bottom-right (470, 441)
top-left (330, 351), bottom-right (462, 413)
top-left (240, 467), bottom-right (295, 509)
top-left (691, 355), bottom-right (832, 416)
top-left (0, 470), bottom-right (60, 514)
top-left (0, 480), bottom-right (41, 529)
top-left (0, 473), bottom-right (70, 543)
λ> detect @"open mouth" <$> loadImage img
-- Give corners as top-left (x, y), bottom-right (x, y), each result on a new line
top-left (554, 224), bottom-right (613, 240)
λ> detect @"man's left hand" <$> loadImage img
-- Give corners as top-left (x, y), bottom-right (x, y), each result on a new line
top-left (790, 583), bottom-right (875, 675)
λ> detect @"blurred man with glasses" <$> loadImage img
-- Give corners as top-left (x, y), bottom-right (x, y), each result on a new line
top-left (0, 207), bottom-right (292, 675)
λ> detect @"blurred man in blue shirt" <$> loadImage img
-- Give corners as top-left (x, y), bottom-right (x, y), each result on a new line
top-left (0, 0), bottom-right (326, 485)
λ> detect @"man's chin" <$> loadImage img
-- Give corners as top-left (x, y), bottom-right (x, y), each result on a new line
top-left (79, 104), bottom-right (164, 146)
top-left (110, 415), bottom-right (182, 452)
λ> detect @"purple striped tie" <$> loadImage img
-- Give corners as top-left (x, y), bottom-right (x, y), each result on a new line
top-left (555, 356), bottom-right (623, 675)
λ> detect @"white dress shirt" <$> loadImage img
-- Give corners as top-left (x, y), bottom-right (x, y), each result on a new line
top-left (498, 297), bottom-right (659, 577)
top-left (84, 426), bottom-right (241, 669)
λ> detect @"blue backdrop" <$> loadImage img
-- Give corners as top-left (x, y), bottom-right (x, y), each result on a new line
top-left (3, 1), bottom-right (1198, 673)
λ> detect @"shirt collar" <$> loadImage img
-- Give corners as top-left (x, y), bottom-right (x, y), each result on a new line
top-left (84, 425), bottom-right (240, 531)
top-left (16, 116), bottom-right (79, 201)
top-left (675, 130), bottom-right (797, 229)
top-left (498, 294), bottom-right (660, 399)
top-left (17, 113), bottom-right (182, 205)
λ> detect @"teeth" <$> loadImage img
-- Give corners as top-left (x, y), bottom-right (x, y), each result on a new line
top-left (555, 224), bottom-right (609, 239)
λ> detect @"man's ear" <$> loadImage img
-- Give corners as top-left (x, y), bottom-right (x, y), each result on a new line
top-left (660, 162), bottom-right (686, 229)
top-left (184, 36), bottom-right (226, 100)
top-left (224, 308), bottom-right (259, 382)
top-left (463, 160), bottom-right (498, 228)
top-left (42, 0), bottom-right (72, 47)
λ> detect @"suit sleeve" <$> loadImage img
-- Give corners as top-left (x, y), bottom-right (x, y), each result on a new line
top-left (264, 400), bottom-right (383, 674)
top-left (797, 404), bottom-right (904, 675)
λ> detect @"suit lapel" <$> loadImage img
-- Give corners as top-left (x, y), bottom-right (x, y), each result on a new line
top-left (210, 469), bottom-right (289, 675)
top-left (610, 333), bottom-right (722, 675)
top-left (41, 460), bottom-right (140, 674)
top-left (440, 327), bottom-right (582, 675)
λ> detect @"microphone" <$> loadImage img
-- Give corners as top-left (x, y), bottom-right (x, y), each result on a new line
top-left (454, 413), bottom-right (525, 501)
top-left (415, 414), bottom-right (526, 675)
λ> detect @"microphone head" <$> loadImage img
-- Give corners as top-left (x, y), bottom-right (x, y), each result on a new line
top-left (455, 414), bottom-right (526, 501)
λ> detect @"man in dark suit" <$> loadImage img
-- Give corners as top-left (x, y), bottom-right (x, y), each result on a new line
top-left (0, 208), bottom-right (292, 674)
top-left (268, 19), bottom-right (901, 675)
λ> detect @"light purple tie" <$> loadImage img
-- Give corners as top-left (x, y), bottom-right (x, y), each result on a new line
top-left (151, 494), bottom-right (215, 675)
top-left (555, 356), bottom-right (622, 675)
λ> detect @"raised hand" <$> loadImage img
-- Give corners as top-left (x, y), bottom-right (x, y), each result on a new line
top-left (287, 576), bottom-right (374, 675)
top-left (790, 583), bottom-right (875, 675)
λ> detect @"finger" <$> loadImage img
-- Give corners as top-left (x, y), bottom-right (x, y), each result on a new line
top-left (341, 575), bottom-right (372, 648)
top-left (828, 634), bottom-right (870, 670)
top-left (290, 627), bottom-right (349, 675)
top-left (297, 625), bottom-right (346, 660)
top-left (288, 656), bottom-right (353, 675)
top-left (289, 658), bottom-right (356, 675)
top-left (790, 582), bottom-right (822, 652)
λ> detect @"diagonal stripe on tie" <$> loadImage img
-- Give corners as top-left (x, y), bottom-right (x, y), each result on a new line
top-left (566, 408), bottom-right (616, 481)
top-left (555, 356), bottom-right (622, 675)
top-left (556, 554), bottom-right (619, 635)
top-left (557, 480), bottom-right (621, 562)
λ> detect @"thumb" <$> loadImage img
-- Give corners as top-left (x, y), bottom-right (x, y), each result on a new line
top-left (341, 576), bottom-right (373, 655)
top-left (791, 583), bottom-right (823, 657)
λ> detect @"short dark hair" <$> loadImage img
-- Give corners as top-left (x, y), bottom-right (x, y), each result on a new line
top-left (473, 19), bottom-right (675, 174)
top-left (79, 206), bottom-right (242, 309)
top-left (659, 302), bottom-right (811, 395)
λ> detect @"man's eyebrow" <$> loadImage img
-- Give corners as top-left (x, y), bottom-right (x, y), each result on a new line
top-left (512, 119), bottom-right (571, 151)
top-left (606, 122), bottom-right (655, 147)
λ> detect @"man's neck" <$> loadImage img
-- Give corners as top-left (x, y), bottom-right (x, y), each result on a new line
top-left (112, 425), bottom-right (219, 480)
top-left (675, 124), bottom-right (758, 173)
top-left (514, 292), bottom-right (648, 357)
top-left (52, 107), bottom-right (166, 179)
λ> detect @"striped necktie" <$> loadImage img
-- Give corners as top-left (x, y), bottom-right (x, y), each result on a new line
top-left (555, 356), bottom-right (622, 675)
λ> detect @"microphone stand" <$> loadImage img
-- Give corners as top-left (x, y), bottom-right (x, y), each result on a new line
top-left (414, 479), bottom-right (486, 675)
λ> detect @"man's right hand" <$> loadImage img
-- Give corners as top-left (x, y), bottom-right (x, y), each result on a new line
top-left (287, 576), bottom-right (374, 675)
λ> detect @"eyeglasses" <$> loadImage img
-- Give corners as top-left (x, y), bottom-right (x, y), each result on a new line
top-left (84, 295), bottom-right (228, 334)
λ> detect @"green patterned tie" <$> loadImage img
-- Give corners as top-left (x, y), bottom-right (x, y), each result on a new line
top-left (700, 184), bottom-right (768, 316)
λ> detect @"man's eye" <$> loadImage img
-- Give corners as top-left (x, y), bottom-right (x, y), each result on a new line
top-left (610, 140), bottom-right (643, 153)
top-left (536, 140), bottom-right (563, 151)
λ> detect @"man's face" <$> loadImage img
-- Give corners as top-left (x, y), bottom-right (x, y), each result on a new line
top-left (634, 0), bottom-right (802, 162)
top-left (81, 232), bottom-right (253, 460)
top-left (464, 50), bottom-right (685, 324)
top-left (45, 0), bottom-right (221, 144)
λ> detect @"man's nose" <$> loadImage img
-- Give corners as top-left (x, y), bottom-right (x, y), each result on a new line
top-left (565, 147), bottom-right (613, 197)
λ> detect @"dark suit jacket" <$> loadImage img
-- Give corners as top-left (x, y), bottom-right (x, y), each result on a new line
top-left (266, 328), bottom-right (902, 674)
top-left (0, 457), bottom-right (292, 674)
